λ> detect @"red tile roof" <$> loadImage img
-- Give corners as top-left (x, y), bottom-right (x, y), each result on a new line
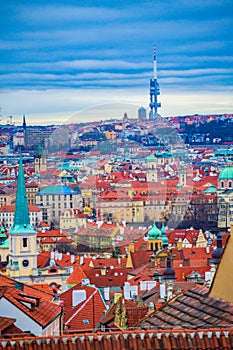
top-left (37, 251), bottom-right (75, 268)
top-left (101, 297), bottom-right (148, 330)
top-left (84, 267), bottom-right (127, 288)
top-left (66, 265), bottom-right (88, 285)
top-left (0, 316), bottom-right (26, 338)
top-left (0, 205), bottom-right (42, 213)
top-left (0, 277), bottom-right (61, 328)
top-left (60, 284), bottom-right (106, 332)
top-left (140, 285), bottom-right (233, 330)
top-left (1, 329), bottom-right (233, 349)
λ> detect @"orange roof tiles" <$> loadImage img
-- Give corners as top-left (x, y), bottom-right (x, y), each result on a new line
top-left (66, 265), bottom-right (88, 285)
top-left (84, 267), bottom-right (127, 288)
top-left (0, 278), bottom-right (61, 328)
top-left (0, 205), bottom-right (42, 213)
top-left (60, 284), bottom-right (106, 332)
top-left (1, 329), bottom-right (233, 349)
top-left (140, 285), bottom-right (233, 330)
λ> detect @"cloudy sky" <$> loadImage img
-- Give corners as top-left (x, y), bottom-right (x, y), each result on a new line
top-left (0, 0), bottom-right (232, 125)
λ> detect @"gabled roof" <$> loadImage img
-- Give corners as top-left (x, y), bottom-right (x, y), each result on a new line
top-left (60, 284), bottom-right (106, 332)
top-left (66, 265), bottom-right (88, 285)
top-left (0, 276), bottom-right (61, 328)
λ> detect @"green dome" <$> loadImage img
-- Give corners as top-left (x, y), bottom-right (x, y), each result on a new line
top-left (203, 184), bottom-right (217, 194)
top-left (146, 154), bottom-right (156, 162)
top-left (219, 167), bottom-right (233, 180)
top-left (148, 222), bottom-right (161, 240)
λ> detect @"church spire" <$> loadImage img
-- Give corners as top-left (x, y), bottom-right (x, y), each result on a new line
top-left (9, 150), bottom-right (35, 234)
top-left (22, 114), bottom-right (26, 131)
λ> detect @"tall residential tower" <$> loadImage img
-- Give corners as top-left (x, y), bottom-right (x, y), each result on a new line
top-left (149, 44), bottom-right (161, 119)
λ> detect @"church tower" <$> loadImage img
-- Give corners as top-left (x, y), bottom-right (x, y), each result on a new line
top-left (7, 151), bottom-right (38, 282)
top-left (34, 142), bottom-right (47, 173)
top-left (179, 162), bottom-right (187, 187)
top-left (22, 114), bottom-right (26, 132)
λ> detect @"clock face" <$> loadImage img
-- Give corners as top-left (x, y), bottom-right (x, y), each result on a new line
top-left (22, 259), bottom-right (29, 267)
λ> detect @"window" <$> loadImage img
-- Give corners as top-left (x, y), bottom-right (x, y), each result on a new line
top-left (23, 238), bottom-right (28, 248)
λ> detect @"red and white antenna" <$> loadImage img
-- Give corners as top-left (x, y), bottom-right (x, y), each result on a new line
top-left (153, 43), bottom-right (157, 79)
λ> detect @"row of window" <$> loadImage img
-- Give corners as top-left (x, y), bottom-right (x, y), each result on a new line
top-left (39, 194), bottom-right (73, 201)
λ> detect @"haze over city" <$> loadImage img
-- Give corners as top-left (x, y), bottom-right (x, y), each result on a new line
top-left (0, 0), bottom-right (232, 125)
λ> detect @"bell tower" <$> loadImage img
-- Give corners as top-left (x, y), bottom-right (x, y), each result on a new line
top-left (7, 151), bottom-right (38, 281)
top-left (34, 142), bottom-right (47, 173)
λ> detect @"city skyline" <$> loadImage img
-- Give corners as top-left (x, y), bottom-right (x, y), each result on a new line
top-left (0, 0), bottom-right (232, 125)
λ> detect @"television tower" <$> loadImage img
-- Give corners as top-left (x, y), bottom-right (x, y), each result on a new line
top-left (149, 44), bottom-right (161, 119)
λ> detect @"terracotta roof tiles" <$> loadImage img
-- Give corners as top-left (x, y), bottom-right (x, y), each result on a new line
top-left (140, 285), bottom-right (233, 330)
top-left (0, 282), bottom-right (61, 328)
top-left (60, 284), bottom-right (106, 332)
top-left (1, 329), bottom-right (233, 349)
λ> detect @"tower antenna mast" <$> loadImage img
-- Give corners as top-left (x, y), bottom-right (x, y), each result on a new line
top-left (149, 44), bottom-right (161, 119)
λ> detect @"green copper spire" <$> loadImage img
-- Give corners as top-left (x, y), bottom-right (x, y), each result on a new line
top-left (9, 151), bottom-right (36, 234)
top-left (161, 223), bottom-right (168, 248)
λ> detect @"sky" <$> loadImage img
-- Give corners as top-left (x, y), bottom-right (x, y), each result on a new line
top-left (0, 0), bottom-right (232, 125)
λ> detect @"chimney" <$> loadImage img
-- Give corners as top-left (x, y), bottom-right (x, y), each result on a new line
top-left (80, 255), bottom-right (84, 265)
top-left (167, 282), bottom-right (173, 300)
top-left (103, 287), bottom-right (110, 301)
top-left (159, 283), bottom-right (166, 300)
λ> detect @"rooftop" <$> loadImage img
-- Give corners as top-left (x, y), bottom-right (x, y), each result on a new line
top-left (0, 329), bottom-right (233, 349)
